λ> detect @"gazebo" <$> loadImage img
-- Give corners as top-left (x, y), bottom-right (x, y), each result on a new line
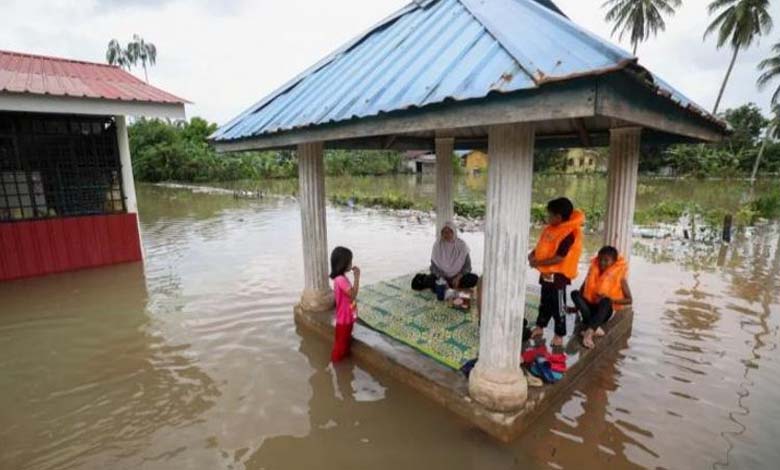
top-left (213, 0), bottom-right (727, 437)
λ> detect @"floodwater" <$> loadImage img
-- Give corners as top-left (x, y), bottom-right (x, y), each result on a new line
top-left (1, 178), bottom-right (779, 470)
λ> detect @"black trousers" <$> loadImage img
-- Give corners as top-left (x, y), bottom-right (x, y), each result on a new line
top-left (536, 282), bottom-right (567, 337)
top-left (457, 273), bottom-right (479, 289)
top-left (571, 290), bottom-right (613, 330)
top-left (415, 272), bottom-right (479, 291)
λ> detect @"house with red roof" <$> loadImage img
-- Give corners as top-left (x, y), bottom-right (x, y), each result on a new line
top-left (0, 50), bottom-right (188, 281)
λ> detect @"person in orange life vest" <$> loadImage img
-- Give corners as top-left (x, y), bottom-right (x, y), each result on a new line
top-left (329, 246), bottom-right (360, 363)
top-left (571, 246), bottom-right (632, 349)
top-left (528, 197), bottom-right (585, 347)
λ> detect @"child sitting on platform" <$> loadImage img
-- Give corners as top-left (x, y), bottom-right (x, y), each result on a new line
top-left (529, 197), bottom-right (585, 347)
top-left (571, 246), bottom-right (632, 349)
top-left (330, 246), bottom-right (360, 362)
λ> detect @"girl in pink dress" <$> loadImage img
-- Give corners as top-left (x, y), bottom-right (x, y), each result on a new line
top-left (329, 246), bottom-right (360, 362)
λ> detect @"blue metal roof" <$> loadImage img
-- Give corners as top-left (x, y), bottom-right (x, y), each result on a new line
top-left (213, 0), bottom-right (714, 143)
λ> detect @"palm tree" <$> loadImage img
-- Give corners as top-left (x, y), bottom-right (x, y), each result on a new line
top-left (705, 0), bottom-right (773, 115)
top-left (602, 0), bottom-right (681, 56)
top-left (757, 41), bottom-right (780, 106)
top-left (105, 39), bottom-right (130, 70)
top-left (750, 106), bottom-right (779, 183)
top-left (126, 34), bottom-right (157, 83)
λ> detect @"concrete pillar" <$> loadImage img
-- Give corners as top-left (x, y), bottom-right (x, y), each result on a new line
top-left (116, 115), bottom-right (144, 259)
top-left (116, 115), bottom-right (137, 214)
top-left (605, 127), bottom-right (641, 260)
top-left (468, 123), bottom-right (535, 412)
top-left (297, 142), bottom-right (334, 312)
top-left (435, 137), bottom-right (455, 234)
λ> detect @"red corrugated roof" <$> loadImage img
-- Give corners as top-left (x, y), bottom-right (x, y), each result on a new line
top-left (0, 50), bottom-right (189, 104)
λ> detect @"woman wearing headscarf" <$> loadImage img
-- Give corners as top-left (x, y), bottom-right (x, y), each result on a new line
top-left (430, 221), bottom-right (479, 289)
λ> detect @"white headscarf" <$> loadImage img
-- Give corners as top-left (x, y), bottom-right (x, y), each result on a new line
top-left (431, 221), bottom-right (469, 278)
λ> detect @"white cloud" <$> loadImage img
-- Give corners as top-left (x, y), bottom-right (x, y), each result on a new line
top-left (2, 0), bottom-right (779, 124)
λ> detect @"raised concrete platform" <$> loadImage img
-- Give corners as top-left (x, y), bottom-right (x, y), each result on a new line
top-left (294, 299), bottom-right (633, 442)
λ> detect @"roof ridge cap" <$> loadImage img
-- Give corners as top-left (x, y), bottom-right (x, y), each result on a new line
top-left (458, 0), bottom-right (541, 84)
top-left (0, 49), bottom-right (122, 70)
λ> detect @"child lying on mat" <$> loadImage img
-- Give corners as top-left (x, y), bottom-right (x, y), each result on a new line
top-left (571, 246), bottom-right (632, 349)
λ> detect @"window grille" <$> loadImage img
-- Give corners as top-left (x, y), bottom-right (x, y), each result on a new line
top-left (0, 113), bottom-right (126, 221)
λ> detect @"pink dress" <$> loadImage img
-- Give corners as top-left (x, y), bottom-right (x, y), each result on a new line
top-left (331, 275), bottom-right (355, 362)
top-left (333, 275), bottom-right (356, 325)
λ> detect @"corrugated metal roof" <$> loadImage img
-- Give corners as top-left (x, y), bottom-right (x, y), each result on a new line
top-left (0, 50), bottom-right (189, 104)
top-left (213, 0), bottom-right (718, 142)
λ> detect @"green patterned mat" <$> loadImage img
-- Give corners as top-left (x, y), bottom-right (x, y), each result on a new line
top-left (358, 274), bottom-right (540, 370)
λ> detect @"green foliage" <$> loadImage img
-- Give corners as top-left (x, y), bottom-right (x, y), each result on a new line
top-left (662, 144), bottom-right (741, 177)
top-left (324, 150), bottom-right (402, 176)
top-left (705, 0), bottom-right (773, 50)
top-left (534, 148), bottom-right (568, 173)
top-left (130, 119), bottom-right (409, 183)
top-left (454, 200), bottom-right (485, 218)
top-left (751, 189), bottom-right (780, 219)
top-left (330, 191), bottom-right (417, 210)
top-left (603, 0), bottom-right (681, 54)
top-left (722, 103), bottom-right (768, 151)
top-left (531, 203), bottom-right (548, 225)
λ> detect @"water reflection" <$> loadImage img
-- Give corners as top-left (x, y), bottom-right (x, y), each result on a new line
top-left (248, 327), bottom-right (542, 470)
top-left (0, 264), bottom-right (219, 470)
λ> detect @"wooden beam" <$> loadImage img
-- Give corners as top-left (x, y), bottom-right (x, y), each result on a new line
top-left (213, 81), bottom-right (597, 152)
top-left (595, 73), bottom-right (725, 143)
top-left (572, 118), bottom-right (592, 147)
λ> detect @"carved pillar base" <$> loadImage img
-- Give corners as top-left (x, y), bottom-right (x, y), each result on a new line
top-left (299, 288), bottom-right (335, 313)
top-left (468, 364), bottom-right (528, 412)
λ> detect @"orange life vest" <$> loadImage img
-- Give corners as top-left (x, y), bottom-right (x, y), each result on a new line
top-left (582, 256), bottom-right (628, 310)
top-left (534, 209), bottom-right (585, 281)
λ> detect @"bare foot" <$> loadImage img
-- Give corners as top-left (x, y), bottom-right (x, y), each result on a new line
top-left (582, 330), bottom-right (595, 349)
top-left (595, 327), bottom-right (606, 337)
top-left (552, 335), bottom-right (564, 347)
top-left (531, 327), bottom-right (544, 338)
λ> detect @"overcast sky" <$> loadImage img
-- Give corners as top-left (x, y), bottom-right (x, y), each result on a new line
top-left (3, 0), bottom-right (780, 125)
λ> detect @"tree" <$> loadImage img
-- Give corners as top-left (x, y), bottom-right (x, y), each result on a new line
top-left (602, 0), bottom-right (681, 56)
top-left (751, 106), bottom-right (780, 182)
top-left (126, 34), bottom-right (157, 83)
top-left (105, 39), bottom-right (130, 70)
top-left (722, 103), bottom-right (768, 153)
top-left (705, 0), bottom-right (773, 114)
top-left (757, 41), bottom-right (780, 106)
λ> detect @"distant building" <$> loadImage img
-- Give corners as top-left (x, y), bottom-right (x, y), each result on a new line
top-left (461, 150), bottom-right (488, 175)
top-left (403, 151), bottom-right (436, 174)
top-left (564, 148), bottom-right (605, 174)
top-left (0, 50), bottom-right (187, 282)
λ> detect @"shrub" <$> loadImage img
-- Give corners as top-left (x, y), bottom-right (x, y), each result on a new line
top-left (454, 200), bottom-right (485, 218)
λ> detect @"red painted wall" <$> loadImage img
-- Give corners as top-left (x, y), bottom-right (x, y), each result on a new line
top-left (0, 214), bottom-right (142, 282)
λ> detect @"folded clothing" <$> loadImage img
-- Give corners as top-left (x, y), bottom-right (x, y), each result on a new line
top-left (522, 344), bottom-right (567, 373)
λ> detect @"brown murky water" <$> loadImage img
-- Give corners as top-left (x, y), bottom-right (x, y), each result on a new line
top-left (1, 181), bottom-right (779, 469)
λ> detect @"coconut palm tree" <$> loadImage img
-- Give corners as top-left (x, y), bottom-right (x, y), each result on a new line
top-left (750, 106), bottom-right (780, 183)
top-left (705, 0), bottom-right (773, 114)
top-left (126, 34), bottom-right (157, 84)
top-left (602, 0), bottom-right (682, 56)
top-left (757, 41), bottom-right (780, 106)
top-left (105, 39), bottom-right (130, 70)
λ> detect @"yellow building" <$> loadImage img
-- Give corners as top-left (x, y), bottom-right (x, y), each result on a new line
top-left (564, 148), bottom-right (603, 174)
top-left (462, 150), bottom-right (488, 175)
